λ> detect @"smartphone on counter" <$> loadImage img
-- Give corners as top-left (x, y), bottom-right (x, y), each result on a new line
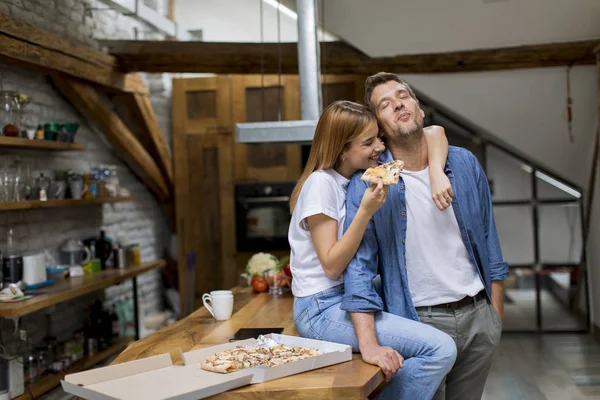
top-left (229, 327), bottom-right (284, 342)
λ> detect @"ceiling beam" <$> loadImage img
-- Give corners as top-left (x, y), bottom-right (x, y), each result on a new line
top-left (51, 74), bottom-right (170, 203)
top-left (0, 13), bottom-right (148, 94)
top-left (113, 93), bottom-right (174, 190)
top-left (100, 39), bottom-right (599, 74)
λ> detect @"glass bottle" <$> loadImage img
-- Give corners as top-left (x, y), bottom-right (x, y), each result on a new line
top-left (38, 173), bottom-right (50, 201)
top-left (9, 158), bottom-right (26, 202)
top-left (6, 227), bottom-right (20, 257)
top-left (35, 124), bottom-right (44, 140)
top-left (16, 93), bottom-right (31, 136)
top-left (25, 339), bottom-right (38, 384)
top-left (0, 92), bottom-right (20, 137)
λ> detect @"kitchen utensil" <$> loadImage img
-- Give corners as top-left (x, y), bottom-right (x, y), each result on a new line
top-left (201, 291), bottom-right (234, 321)
top-left (61, 123), bottom-right (79, 143)
top-left (50, 180), bottom-right (66, 200)
top-left (43, 123), bottom-right (60, 141)
top-left (2, 256), bottom-right (23, 285)
top-left (46, 266), bottom-right (68, 281)
top-left (22, 253), bottom-right (46, 286)
top-left (83, 231), bottom-right (112, 269)
top-left (68, 174), bottom-right (84, 199)
top-left (59, 239), bottom-right (91, 267)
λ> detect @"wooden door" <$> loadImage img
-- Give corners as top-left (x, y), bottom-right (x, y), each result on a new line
top-left (320, 75), bottom-right (368, 108)
top-left (172, 76), bottom-right (237, 316)
top-left (232, 75), bottom-right (302, 183)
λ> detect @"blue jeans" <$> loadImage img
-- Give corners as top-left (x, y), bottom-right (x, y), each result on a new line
top-left (294, 284), bottom-right (457, 400)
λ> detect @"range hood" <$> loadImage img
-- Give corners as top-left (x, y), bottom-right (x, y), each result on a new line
top-left (236, 0), bottom-right (321, 144)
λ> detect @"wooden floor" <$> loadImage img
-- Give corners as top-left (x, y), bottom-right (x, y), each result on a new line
top-left (503, 289), bottom-right (586, 332)
top-left (483, 334), bottom-right (600, 400)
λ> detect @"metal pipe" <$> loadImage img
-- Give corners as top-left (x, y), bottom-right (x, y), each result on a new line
top-left (296, 0), bottom-right (322, 120)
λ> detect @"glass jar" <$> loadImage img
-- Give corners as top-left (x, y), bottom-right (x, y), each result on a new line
top-left (0, 91), bottom-right (20, 137)
top-left (8, 159), bottom-right (24, 202)
top-left (16, 93), bottom-right (31, 136)
top-left (108, 165), bottom-right (120, 197)
top-left (128, 244), bottom-right (141, 266)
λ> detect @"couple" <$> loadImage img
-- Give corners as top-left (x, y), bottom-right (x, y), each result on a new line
top-left (288, 72), bottom-right (508, 400)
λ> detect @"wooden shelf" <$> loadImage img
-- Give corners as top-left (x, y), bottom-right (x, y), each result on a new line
top-left (0, 197), bottom-right (134, 211)
top-left (0, 136), bottom-right (85, 151)
top-left (15, 335), bottom-right (135, 400)
top-left (0, 260), bottom-right (166, 317)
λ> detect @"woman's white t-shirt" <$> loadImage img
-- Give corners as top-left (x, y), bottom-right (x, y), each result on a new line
top-left (289, 169), bottom-right (350, 297)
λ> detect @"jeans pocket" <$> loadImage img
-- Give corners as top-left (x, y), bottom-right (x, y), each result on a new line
top-left (294, 307), bottom-right (321, 340)
top-left (314, 285), bottom-right (344, 314)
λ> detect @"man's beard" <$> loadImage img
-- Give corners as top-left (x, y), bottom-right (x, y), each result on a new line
top-left (395, 119), bottom-right (423, 136)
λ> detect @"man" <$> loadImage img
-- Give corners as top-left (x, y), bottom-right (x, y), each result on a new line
top-left (341, 72), bottom-right (508, 400)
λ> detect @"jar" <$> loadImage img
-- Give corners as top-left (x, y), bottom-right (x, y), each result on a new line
top-left (0, 92), bottom-right (20, 137)
top-left (108, 165), bottom-right (119, 197)
top-left (82, 173), bottom-right (92, 199)
top-left (43, 123), bottom-right (61, 141)
top-left (128, 244), bottom-right (141, 266)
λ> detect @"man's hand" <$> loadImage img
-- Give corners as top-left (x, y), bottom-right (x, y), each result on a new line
top-left (430, 170), bottom-right (454, 211)
top-left (360, 344), bottom-right (404, 382)
top-left (491, 280), bottom-right (505, 320)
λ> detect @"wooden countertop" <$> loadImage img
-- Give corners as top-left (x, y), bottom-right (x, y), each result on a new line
top-left (112, 288), bottom-right (384, 399)
top-left (0, 260), bottom-right (165, 317)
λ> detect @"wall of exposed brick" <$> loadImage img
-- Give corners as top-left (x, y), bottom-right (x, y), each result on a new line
top-left (0, 0), bottom-right (173, 359)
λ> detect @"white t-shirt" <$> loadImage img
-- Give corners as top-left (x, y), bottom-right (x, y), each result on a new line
top-left (289, 169), bottom-right (349, 297)
top-left (403, 167), bottom-right (484, 307)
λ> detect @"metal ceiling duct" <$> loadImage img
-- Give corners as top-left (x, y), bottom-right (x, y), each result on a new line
top-left (236, 0), bottom-right (321, 144)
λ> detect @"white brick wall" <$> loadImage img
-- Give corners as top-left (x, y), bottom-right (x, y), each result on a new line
top-left (0, 0), bottom-right (173, 358)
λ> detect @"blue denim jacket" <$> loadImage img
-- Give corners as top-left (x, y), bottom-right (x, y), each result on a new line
top-left (340, 146), bottom-right (509, 321)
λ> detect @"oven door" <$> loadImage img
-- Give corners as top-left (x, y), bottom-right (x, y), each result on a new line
top-left (236, 196), bottom-right (291, 251)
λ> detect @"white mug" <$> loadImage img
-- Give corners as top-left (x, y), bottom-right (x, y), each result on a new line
top-left (202, 291), bottom-right (234, 321)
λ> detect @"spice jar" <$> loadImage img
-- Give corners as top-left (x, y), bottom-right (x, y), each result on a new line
top-left (128, 244), bottom-right (141, 266)
top-left (0, 91), bottom-right (20, 137)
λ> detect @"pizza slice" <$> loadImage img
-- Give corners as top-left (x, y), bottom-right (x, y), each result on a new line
top-left (360, 159), bottom-right (405, 185)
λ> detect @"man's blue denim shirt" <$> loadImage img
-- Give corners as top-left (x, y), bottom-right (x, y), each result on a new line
top-left (341, 146), bottom-right (509, 321)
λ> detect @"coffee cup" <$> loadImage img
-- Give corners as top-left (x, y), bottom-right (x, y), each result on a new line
top-left (202, 291), bottom-right (234, 321)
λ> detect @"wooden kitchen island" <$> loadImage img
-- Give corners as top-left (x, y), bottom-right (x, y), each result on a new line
top-left (111, 287), bottom-right (384, 399)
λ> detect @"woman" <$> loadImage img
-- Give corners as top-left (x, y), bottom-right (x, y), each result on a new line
top-left (288, 101), bottom-right (457, 399)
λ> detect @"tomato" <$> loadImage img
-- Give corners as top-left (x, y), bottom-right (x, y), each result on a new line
top-left (251, 276), bottom-right (269, 293)
top-left (284, 264), bottom-right (292, 278)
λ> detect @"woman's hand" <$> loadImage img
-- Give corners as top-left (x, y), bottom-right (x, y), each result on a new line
top-left (430, 170), bottom-right (453, 211)
top-left (360, 179), bottom-right (388, 216)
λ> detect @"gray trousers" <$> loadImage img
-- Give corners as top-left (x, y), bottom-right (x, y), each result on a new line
top-left (416, 297), bottom-right (503, 400)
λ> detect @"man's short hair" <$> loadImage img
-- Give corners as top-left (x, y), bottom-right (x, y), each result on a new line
top-left (364, 72), bottom-right (418, 112)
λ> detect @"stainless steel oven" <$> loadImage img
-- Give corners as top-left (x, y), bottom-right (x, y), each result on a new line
top-left (235, 182), bottom-right (295, 251)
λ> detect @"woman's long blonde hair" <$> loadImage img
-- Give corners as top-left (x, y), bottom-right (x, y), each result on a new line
top-left (289, 100), bottom-right (377, 212)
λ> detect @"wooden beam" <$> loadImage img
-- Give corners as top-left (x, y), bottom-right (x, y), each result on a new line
top-left (100, 41), bottom-right (369, 73)
top-left (379, 40), bottom-right (599, 73)
top-left (113, 93), bottom-right (174, 190)
top-left (100, 39), bottom-right (599, 74)
top-left (51, 74), bottom-right (170, 202)
top-left (0, 13), bottom-right (147, 94)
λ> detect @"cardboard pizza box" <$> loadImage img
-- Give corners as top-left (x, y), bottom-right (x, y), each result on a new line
top-left (61, 334), bottom-right (352, 399)
top-left (60, 353), bottom-right (254, 400)
top-left (182, 334), bottom-right (352, 383)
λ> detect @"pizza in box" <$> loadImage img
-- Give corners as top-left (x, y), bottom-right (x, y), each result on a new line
top-left (201, 345), bottom-right (321, 374)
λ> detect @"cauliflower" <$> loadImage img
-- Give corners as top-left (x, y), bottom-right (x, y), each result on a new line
top-left (245, 252), bottom-right (279, 277)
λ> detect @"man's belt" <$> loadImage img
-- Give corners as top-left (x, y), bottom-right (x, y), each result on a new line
top-left (416, 291), bottom-right (486, 311)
